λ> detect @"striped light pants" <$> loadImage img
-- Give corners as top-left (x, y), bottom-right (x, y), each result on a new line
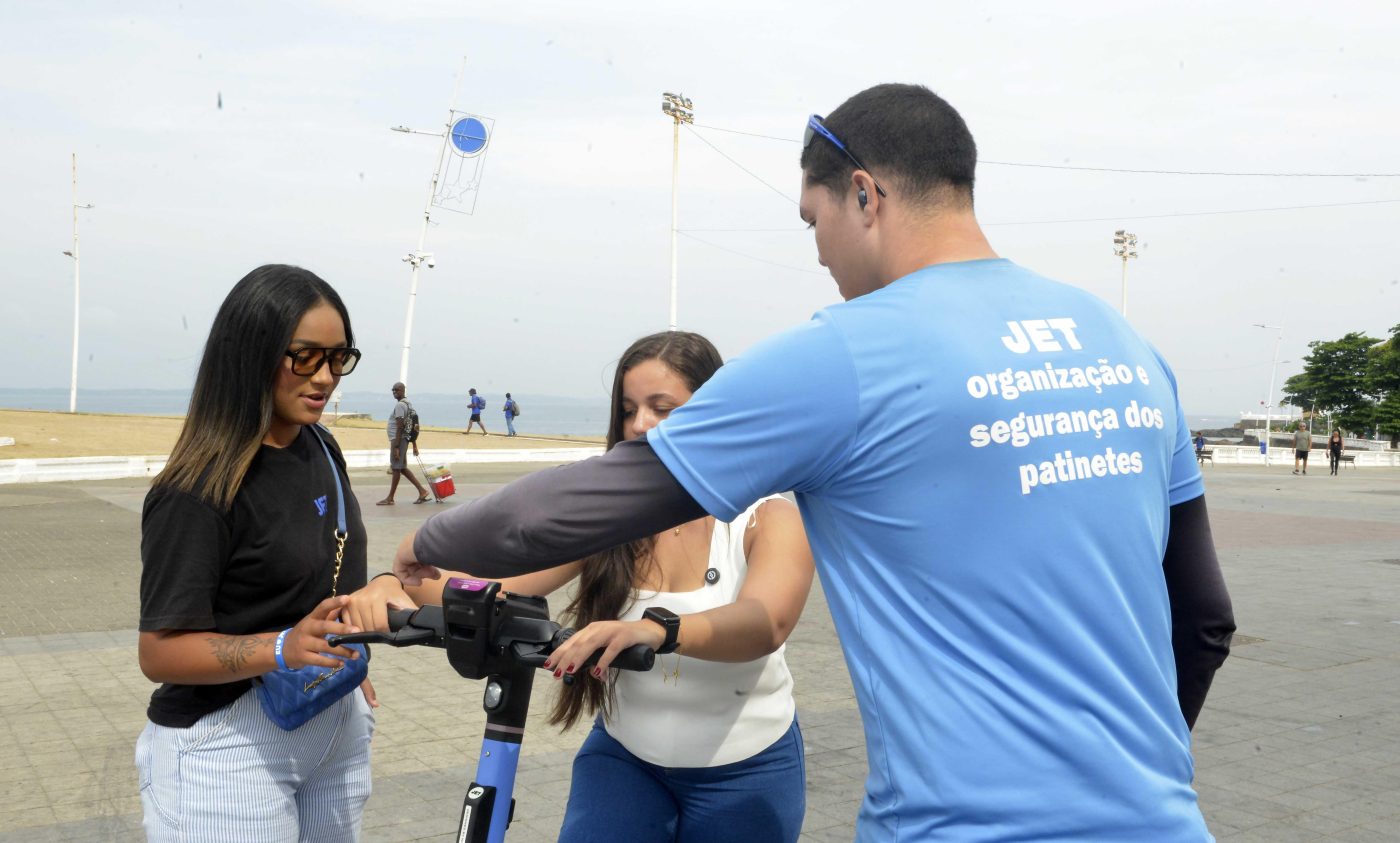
top-left (136, 687), bottom-right (374, 842)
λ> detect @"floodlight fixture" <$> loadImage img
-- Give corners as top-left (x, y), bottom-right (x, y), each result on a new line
top-left (660, 90), bottom-right (697, 331)
top-left (1112, 229), bottom-right (1140, 315)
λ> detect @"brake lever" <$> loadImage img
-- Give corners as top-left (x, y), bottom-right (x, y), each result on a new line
top-left (510, 641), bottom-right (550, 668)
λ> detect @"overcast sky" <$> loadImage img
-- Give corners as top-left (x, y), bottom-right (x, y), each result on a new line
top-left (4, 1), bottom-right (1398, 418)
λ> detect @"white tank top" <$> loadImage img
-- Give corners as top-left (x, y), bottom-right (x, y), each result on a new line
top-left (605, 496), bottom-right (797, 768)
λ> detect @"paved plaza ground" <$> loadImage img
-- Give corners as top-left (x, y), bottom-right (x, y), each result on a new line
top-left (1, 461), bottom-right (1398, 841)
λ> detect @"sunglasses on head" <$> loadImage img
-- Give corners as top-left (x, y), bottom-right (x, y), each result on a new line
top-left (284, 347), bottom-right (361, 377)
top-left (803, 114), bottom-right (887, 198)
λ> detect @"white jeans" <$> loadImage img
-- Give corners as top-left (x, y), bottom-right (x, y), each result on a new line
top-left (136, 687), bottom-right (374, 842)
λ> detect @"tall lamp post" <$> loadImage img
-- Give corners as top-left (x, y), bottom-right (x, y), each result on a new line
top-left (389, 62), bottom-right (469, 388)
top-left (1254, 323), bottom-right (1284, 466)
top-left (1112, 229), bottom-right (1139, 317)
top-left (661, 92), bottom-right (693, 331)
top-left (389, 123), bottom-right (451, 388)
top-left (62, 153), bottom-right (94, 413)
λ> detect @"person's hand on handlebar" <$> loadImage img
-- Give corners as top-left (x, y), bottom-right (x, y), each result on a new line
top-left (287, 596), bottom-right (364, 669)
top-left (345, 573), bottom-right (419, 633)
top-left (544, 619), bottom-right (666, 680)
top-left (393, 530), bottom-right (443, 587)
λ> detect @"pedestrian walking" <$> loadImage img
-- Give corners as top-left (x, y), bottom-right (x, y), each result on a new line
top-left (465, 388), bottom-right (489, 435)
top-left (378, 382), bottom-right (430, 505)
top-left (503, 392), bottom-right (520, 436)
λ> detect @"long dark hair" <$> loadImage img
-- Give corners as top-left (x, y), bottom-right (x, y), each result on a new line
top-left (550, 331), bottom-right (723, 730)
top-left (155, 265), bottom-right (354, 510)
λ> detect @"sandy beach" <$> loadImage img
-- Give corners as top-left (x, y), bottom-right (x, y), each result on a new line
top-left (0, 408), bottom-right (602, 460)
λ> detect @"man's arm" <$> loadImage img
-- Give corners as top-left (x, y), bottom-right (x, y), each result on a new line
top-left (1163, 494), bottom-right (1235, 729)
top-left (409, 438), bottom-right (706, 577)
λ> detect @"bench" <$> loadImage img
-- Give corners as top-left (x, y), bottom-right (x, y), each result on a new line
top-left (1338, 453), bottom-right (1356, 469)
top-left (1196, 448), bottom-right (1213, 465)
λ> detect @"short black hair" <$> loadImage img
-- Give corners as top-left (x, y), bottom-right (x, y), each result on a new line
top-left (801, 83), bottom-right (977, 208)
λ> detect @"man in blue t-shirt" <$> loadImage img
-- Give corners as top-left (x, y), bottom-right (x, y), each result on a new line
top-left (465, 387), bottom-right (489, 436)
top-left (390, 84), bottom-right (1235, 842)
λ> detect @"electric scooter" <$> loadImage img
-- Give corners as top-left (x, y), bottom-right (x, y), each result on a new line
top-left (331, 577), bottom-right (654, 843)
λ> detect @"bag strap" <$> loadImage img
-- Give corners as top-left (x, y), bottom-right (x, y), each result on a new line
top-left (307, 424), bottom-right (349, 596)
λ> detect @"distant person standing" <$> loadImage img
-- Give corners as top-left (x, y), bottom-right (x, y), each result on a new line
top-left (379, 382), bottom-right (429, 505)
top-left (1193, 432), bottom-right (1205, 457)
top-left (466, 388), bottom-right (489, 436)
top-left (503, 392), bottom-right (520, 437)
top-left (1292, 425), bottom-right (1311, 475)
top-left (1328, 430), bottom-right (1344, 475)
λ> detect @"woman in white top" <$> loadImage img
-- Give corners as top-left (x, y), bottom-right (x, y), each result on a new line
top-left (354, 331), bottom-right (815, 843)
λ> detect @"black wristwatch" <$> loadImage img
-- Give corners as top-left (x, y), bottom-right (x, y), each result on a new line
top-left (642, 607), bottom-right (681, 654)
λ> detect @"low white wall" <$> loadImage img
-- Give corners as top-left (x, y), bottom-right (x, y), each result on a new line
top-left (1204, 445), bottom-right (1400, 468)
top-left (0, 446), bottom-right (602, 486)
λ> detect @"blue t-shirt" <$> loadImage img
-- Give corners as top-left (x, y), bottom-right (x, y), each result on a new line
top-left (649, 259), bottom-right (1210, 842)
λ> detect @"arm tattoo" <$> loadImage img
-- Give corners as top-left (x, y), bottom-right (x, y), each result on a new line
top-left (206, 635), bottom-right (269, 673)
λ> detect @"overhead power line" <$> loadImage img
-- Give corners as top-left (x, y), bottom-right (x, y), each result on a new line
top-left (683, 126), bottom-right (797, 205)
top-left (676, 231), bottom-right (826, 275)
top-left (980, 161), bottom-right (1400, 178)
top-left (690, 123), bottom-right (1400, 178)
top-left (982, 197), bottom-right (1400, 226)
top-left (683, 196), bottom-right (1400, 232)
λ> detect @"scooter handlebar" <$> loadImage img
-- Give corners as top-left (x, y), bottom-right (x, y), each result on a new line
top-left (328, 606), bottom-right (433, 648)
top-left (556, 628), bottom-right (655, 685)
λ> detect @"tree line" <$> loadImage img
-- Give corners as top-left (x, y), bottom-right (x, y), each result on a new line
top-left (1281, 325), bottom-right (1400, 447)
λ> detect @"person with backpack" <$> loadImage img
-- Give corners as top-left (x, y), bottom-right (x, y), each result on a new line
top-left (466, 388), bottom-right (489, 436)
top-left (503, 392), bottom-right (520, 437)
top-left (378, 382), bottom-right (430, 505)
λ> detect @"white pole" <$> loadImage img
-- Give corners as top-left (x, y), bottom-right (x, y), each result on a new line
top-left (668, 118), bottom-right (680, 332)
top-left (69, 154), bottom-right (80, 413)
top-left (1120, 256), bottom-right (1127, 317)
top-left (398, 59), bottom-right (467, 388)
top-left (1261, 326), bottom-right (1283, 467)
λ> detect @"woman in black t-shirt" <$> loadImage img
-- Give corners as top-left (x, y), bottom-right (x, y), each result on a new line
top-left (136, 265), bottom-right (374, 841)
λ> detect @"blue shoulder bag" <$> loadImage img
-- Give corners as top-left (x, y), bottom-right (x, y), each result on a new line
top-left (254, 425), bottom-right (369, 731)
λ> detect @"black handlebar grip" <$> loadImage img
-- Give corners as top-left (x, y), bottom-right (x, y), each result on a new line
top-left (611, 643), bottom-right (656, 672)
top-left (387, 608), bottom-right (415, 631)
top-left (562, 644), bottom-right (655, 685)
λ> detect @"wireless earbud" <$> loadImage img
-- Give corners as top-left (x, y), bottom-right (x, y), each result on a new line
top-left (858, 188), bottom-right (868, 210)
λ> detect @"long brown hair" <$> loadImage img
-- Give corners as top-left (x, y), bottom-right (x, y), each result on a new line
top-left (155, 265), bottom-right (354, 510)
top-left (549, 331), bottom-right (723, 730)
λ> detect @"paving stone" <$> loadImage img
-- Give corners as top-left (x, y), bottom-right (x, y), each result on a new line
top-left (3, 464), bottom-right (1400, 840)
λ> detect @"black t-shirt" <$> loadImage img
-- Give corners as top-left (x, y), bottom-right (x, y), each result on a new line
top-left (139, 425), bottom-right (367, 727)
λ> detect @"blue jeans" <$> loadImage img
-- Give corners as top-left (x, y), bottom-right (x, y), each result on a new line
top-left (136, 688), bottom-right (374, 842)
top-left (558, 717), bottom-right (805, 843)
top-left (505, 414), bottom-right (517, 435)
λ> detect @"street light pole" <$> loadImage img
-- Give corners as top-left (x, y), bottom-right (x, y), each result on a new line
top-left (1112, 229), bottom-right (1139, 317)
top-left (394, 120), bottom-right (451, 386)
top-left (64, 153), bottom-right (94, 413)
top-left (1254, 323), bottom-right (1284, 466)
top-left (661, 92), bottom-right (694, 331)
top-left (390, 60), bottom-right (467, 388)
